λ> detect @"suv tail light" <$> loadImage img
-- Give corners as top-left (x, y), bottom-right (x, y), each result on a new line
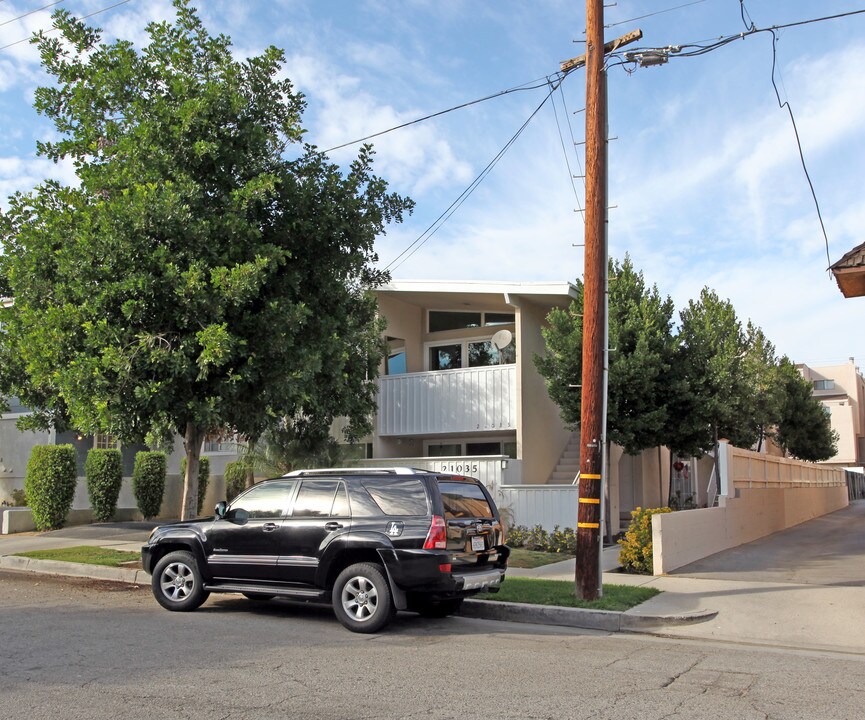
top-left (423, 515), bottom-right (447, 549)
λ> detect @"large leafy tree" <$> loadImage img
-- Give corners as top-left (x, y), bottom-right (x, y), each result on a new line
top-left (775, 359), bottom-right (838, 462)
top-left (535, 256), bottom-right (676, 455)
top-left (0, 1), bottom-right (412, 519)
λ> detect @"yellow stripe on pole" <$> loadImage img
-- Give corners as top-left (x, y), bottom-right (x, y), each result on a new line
top-left (579, 497), bottom-right (600, 504)
top-left (581, 473), bottom-right (601, 480)
top-left (577, 522), bottom-right (600, 529)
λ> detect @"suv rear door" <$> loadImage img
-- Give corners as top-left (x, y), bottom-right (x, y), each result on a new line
top-left (435, 477), bottom-right (505, 570)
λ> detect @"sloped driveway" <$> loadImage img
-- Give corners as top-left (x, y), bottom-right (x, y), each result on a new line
top-left (671, 499), bottom-right (865, 586)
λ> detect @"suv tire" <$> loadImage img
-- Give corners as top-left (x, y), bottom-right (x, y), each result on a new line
top-left (332, 562), bottom-right (395, 634)
top-left (152, 550), bottom-right (209, 612)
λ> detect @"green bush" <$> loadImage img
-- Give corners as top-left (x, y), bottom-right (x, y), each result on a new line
top-left (132, 451), bottom-right (166, 520)
top-left (85, 449), bottom-right (123, 522)
top-left (617, 506), bottom-right (672, 574)
top-left (25, 444), bottom-right (77, 531)
top-left (180, 456), bottom-right (211, 515)
top-left (223, 460), bottom-right (247, 501)
top-left (505, 524), bottom-right (577, 554)
top-left (10, 488), bottom-right (28, 506)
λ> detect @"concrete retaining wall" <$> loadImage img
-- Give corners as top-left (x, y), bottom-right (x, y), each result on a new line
top-left (652, 485), bottom-right (850, 574)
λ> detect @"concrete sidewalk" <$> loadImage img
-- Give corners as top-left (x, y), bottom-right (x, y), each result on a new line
top-left (2, 518), bottom-right (864, 654)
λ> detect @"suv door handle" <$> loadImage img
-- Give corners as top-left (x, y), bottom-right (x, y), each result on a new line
top-left (262, 522), bottom-right (279, 532)
top-left (324, 522), bottom-right (343, 531)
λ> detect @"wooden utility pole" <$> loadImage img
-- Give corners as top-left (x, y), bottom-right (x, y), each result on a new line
top-left (560, 10), bottom-right (641, 602)
top-left (574, 0), bottom-right (607, 601)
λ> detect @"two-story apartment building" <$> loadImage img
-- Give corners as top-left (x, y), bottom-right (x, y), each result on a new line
top-left (798, 359), bottom-right (865, 471)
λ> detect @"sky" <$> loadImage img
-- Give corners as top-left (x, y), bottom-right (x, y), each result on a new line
top-left (1, 0), bottom-right (864, 368)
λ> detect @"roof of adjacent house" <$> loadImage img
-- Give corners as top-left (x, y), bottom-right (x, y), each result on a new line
top-left (830, 242), bottom-right (865, 298)
top-left (376, 280), bottom-right (579, 311)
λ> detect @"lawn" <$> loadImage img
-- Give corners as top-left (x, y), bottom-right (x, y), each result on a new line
top-left (507, 547), bottom-right (575, 568)
top-left (16, 546), bottom-right (142, 568)
top-left (477, 577), bottom-right (659, 612)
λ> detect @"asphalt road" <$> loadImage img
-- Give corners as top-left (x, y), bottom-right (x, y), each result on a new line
top-left (2, 570), bottom-right (865, 720)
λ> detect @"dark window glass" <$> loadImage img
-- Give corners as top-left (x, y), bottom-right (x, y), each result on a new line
top-left (466, 442), bottom-right (502, 456)
top-left (437, 481), bottom-right (494, 519)
top-left (231, 481), bottom-right (294, 519)
top-left (332, 484), bottom-right (351, 517)
top-left (429, 311), bottom-right (481, 332)
top-left (484, 312), bottom-right (515, 326)
top-left (428, 443), bottom-right (462, 457)
top-left (468, 339), bottom-right (515, 367)
top-left (292, 480), bottom-right (339, 517)
top-left (503, 441), bottom-right (517, 459)
top-left (430, 344), bottom-right (462, 370)
top-left (363, 479), bottom-right (429, 516)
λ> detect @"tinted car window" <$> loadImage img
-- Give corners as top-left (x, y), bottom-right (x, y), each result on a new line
top-left (362, 478), bottom-right (428, 516)
top-left (332, 484), bottom-right (351, 517)
top-left (292, 480), bottom-right (347, 517)
top-left (437, 481), bottom-right (494, 519)
top-left (231, 481), bottom-right (295, 519)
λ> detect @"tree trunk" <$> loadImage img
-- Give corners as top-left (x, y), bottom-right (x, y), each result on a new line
top-left (181, 421), bottom-right (206, 521)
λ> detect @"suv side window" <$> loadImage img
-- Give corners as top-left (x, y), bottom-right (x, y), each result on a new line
top-left (292, 480), bottom-right (350, 517)
top-left (230, 480), bottom-right (295, 519)
top-left (362, 478), bottom-right (429, 516)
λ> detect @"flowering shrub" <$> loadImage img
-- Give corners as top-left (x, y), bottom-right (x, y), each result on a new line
top-left (617, 506), bottom-right (672, 574)
top-left (506, 524), bottom-right (577, 554)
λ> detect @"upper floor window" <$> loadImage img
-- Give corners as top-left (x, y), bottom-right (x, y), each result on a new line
top-left (204, 432), bottom-right (236, 453)
top-left (813, 379), bottom-right (835, 391)
top-left (94, 433), bottom-right (119, 450)
top-left (428, 310), bottom-right (515, 333)
top-left (428, 336), bottom-right (516, 370)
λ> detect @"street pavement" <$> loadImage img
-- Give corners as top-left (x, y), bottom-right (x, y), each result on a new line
top-left (1, 502), bottom-right (864, 653)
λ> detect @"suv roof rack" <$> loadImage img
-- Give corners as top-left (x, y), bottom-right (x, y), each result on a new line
top-left (283, 467), bottom-right (431, 477)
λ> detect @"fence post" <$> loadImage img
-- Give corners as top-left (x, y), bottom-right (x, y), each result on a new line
top-left (717, 440), bottom-right (731, 498)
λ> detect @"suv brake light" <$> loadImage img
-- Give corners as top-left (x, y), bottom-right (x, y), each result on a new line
top-left (423, 515), bottom-right (447, 549)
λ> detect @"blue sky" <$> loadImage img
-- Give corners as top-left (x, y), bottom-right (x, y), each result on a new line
top-left (1, 0), bottom-right (864, 367)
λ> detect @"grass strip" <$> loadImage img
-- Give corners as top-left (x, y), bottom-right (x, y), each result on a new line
top-left (477, 577), bottom-right (660, 612)
top-left (507, 548), bottom-right (576, 568)
top-left (15, 546), bottom-right (142, 568)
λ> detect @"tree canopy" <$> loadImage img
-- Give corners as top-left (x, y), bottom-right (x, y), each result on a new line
top-left (0, 1), bottom-right (412, 519)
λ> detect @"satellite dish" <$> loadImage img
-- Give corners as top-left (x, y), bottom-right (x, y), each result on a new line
top-left (491, 329), bottom-right (513, 351)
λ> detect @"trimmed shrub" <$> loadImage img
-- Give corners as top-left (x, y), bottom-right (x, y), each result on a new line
top-left (223, 460), bottom-right (247, 501)
top-left (85, 449), bottom-right (123, 522)
top-left (505, 524), bottom-right (577, 554)
top-left (133, 451), bottom-right (166, 520)
top-left (25, 444), bottom-right (77, 531)
top-left (617, 506), bottom-right (672, 574)
top-left (10, 488), bottom-right (28, 506)
top-left (180, 456), bottom-right (211, 515)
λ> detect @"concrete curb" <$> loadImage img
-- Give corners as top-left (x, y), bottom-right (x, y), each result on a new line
top-left (0, 555), bottom-right (150, 586)
top-left (1, 555), bottom-right (718, 632)
top-left (461, 598), bottom-right (718, 631)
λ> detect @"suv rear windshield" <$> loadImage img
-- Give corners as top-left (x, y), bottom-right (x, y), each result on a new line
top-left (362, 478), bottom-right (429, 516)
top-left (437, 480), bottom-right (494, 519)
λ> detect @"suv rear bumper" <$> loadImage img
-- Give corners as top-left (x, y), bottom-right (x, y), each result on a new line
top-left (378, 547), bottom-right (506, 597)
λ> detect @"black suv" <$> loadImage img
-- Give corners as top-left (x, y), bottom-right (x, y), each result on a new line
top-left (141, 468), bottom-right (509, 633)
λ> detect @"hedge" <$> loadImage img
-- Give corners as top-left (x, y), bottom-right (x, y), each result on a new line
top-left (132, 451), bottom-right (166, 520)
top-left (223, 460), bottom-right (247, 501)
top-left (25, 444), bottom-right (77, 531)
top-left (85, 449), bottom-right (123, 522)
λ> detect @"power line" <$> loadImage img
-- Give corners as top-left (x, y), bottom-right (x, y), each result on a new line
top-left (0, 0), bottom-right (135, 52)
top-left (549, 79), bottom-right (584, 218)
top-left (606, 0), bottom-right (707, 29)
top-left (0, 0), bottom-right (64, 29)
top-left (319, 75), bottom-right (560, 155)
top-left (384, 79), bottom-right (562, 273)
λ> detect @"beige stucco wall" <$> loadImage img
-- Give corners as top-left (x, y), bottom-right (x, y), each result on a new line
top-left (513, 298), bottom-right (571, 484)
top-left (376, 294), bottom-right (424, 373)
top-left (802, 360), bottom-right (865, 466)
top-left (652, 485), bottom-right (850, 574)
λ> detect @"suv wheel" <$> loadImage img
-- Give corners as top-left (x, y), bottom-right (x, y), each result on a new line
top-left (152, 550), bottom-right (209, 612)
top-left (332, 563), bottom-right (395, 634)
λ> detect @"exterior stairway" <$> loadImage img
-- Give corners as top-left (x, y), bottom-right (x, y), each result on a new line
top-left (546, 433), bottom-right (581, 484)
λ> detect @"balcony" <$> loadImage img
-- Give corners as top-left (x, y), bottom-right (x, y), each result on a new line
top-left (377, 365), bottom-right (517, 436)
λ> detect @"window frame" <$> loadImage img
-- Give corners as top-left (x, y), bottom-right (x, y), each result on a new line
top-left (424, 333), bottom-right (516, 372)
top-left (427, 309), bottom-right (515, 334)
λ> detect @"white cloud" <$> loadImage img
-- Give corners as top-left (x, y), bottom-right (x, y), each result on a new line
top-left (0, 155), bottom-right (78, 210)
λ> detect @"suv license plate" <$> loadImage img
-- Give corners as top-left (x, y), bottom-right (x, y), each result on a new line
top-left (471, 535), bottom-right (485, 552)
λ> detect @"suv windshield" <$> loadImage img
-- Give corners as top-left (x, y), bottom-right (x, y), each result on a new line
top-left (437, 480), bottom-right (494, 519)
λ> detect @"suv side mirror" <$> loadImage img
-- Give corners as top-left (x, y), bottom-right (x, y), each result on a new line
top-left (214, 501), bottom-right (227, 519)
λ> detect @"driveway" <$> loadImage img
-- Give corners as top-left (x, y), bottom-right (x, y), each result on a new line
top-left (671, 499), bottom-right (865, 587)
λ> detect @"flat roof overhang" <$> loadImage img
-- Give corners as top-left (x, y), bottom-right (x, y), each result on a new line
top-left (375, 280), bottom-right (579, 311)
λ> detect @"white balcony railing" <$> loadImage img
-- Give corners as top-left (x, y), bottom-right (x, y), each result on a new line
top-left (377, 365), bottom-right (517, 436)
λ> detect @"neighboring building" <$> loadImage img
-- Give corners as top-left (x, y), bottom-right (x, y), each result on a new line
top-left (798, 359), bottom-right (865, 471)
top-left (830, 242), bottom-right (865, 298)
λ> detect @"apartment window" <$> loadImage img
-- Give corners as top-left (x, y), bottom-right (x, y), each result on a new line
top-left (429, 343), bottom-right (463, 371)
top-left (813, 380), bottom-right (835, 391)
top-left (428, 310), bottom-right (515, 333)
top-left (427, 336), bottom-right (515, 371)
top-left (204, 432), bottom-right (236, 453)
top-left (425, 439), bottom-right (516, 459)
top-left (94, 433), bottom-right (119, 450)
